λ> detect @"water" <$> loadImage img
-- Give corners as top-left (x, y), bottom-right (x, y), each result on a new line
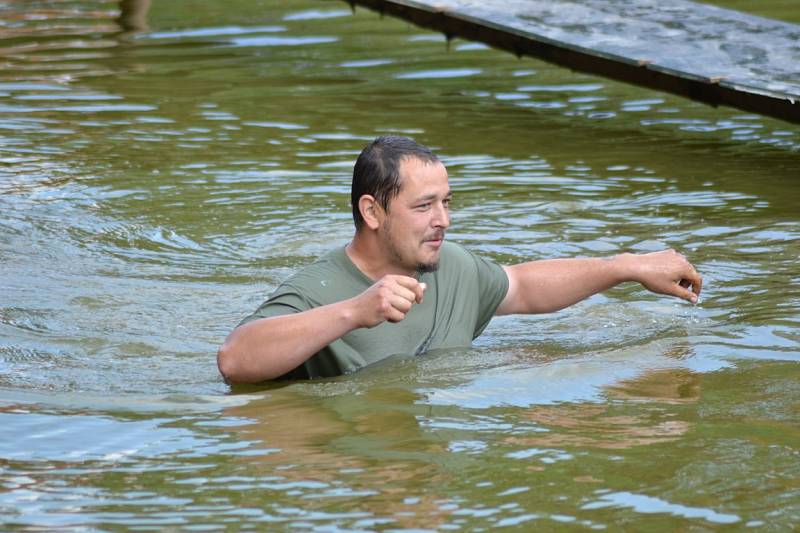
top-left (1, 0), bottom-right (798, 529)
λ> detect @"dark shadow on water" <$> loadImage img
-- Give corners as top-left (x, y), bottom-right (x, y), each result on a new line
top-left (117, 0), bottom-right (151, 36)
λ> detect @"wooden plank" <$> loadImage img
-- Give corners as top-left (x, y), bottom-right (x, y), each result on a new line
top-left (345, 0), bottom-right (800, 124)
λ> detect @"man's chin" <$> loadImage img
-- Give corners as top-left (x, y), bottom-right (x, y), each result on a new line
top-left (416, 261), bottom-right (439, 274)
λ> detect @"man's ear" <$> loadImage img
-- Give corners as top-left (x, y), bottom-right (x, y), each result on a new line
top-left (358, 194), bottom-right (384, 230)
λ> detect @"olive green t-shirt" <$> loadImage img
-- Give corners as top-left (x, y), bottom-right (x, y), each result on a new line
top-left (241, 241), bottom-right (509, 379)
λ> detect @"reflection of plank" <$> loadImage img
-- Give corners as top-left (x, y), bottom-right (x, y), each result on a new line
top-left (345, 0), bottom-right (800, 124)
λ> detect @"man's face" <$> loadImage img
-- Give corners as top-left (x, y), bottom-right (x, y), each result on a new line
top-left (380, 157), bottom-right (451, 273)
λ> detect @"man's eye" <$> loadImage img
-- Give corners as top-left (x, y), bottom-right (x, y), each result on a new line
top-left (417, 203), bottom-right (431, 210)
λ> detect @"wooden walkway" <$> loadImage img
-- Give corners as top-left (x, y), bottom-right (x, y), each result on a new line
top-left (346, 0), bottom-right (800, 124)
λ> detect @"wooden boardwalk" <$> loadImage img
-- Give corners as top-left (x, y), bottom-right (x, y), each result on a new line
top-left (346, 0), bottom-right (800, 124)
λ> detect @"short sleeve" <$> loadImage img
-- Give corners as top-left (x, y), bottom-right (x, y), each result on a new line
top-left (471, 253), bottom-right (509, 337)
top-left (237, 284), bottom-right (310, 328)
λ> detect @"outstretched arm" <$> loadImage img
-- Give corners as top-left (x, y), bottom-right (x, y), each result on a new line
top-left (495, 249), bottom-right (702, 316)
top-left (218, 275), bottom-right (426, 383)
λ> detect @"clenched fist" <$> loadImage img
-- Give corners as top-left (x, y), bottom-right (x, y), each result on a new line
top-left (349, 275), bottom-right (427, 328)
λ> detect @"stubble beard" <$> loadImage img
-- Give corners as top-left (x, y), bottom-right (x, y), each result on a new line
top-left (416, 241), bottom-right (442, 274)
top-left (382, 219), bottom-right (442, 274)
top-left (416, 260), bottom-right (439, 274)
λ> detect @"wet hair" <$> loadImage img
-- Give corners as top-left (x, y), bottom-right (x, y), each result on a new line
top-left (351, 135), bottom-right (440, 229)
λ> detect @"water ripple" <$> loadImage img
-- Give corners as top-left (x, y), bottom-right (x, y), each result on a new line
top-left (1, 1), bottom-right (799, 528)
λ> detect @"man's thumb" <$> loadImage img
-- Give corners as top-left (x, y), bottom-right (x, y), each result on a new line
top-left (416, 282), bottom-right (427, 304)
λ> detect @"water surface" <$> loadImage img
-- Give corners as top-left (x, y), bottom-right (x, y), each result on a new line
top-left (1, 0), bottom-right (799, 529)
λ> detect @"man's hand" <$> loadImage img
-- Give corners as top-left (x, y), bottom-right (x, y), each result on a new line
top-left (350, 275), bottom-right (426, 328)
top-left (621, 249), bottom-right (703, 304)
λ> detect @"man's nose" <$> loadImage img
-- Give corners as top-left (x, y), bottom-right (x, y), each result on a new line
top-left (432, 202), bottom-right (450, 228)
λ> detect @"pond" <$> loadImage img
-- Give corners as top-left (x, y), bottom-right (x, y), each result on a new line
top-left (1, 0), bottom-right (798, 529)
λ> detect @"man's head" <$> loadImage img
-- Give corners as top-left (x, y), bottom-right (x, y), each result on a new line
top-left (351, 136), bottom-right (451, 274)
top-left (351, 136), bottom-right (440, 230)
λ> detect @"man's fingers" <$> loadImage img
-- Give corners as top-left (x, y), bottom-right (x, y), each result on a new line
top-left (393, 275), bottom-right (421, 288)
top-left (690, 272), bottom-right (703, 297)
top-left (385, 306), bottom-right (406, 323)
top-left (388, 294), bottom-right (413, 314)
top-left (390, 284), bottom-right (418, 306)
top-left (393, 275), bottom-right (426, 303)
top-left (383, 288), bottom-right (418, 323)
top-left (668, 251), bottom-right (702, 302)
top-left (674, 281), bottom-right (699, 304)
top-left (679, 265), bottom-right (702, 297)
top-left (363, 275), bottom-right (428, 325)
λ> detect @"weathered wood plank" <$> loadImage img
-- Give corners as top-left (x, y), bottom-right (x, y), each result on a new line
top-left (345, 0), bottom-right (800, 124)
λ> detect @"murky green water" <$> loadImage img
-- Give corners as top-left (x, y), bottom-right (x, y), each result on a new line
top-left (1, 0), bottom-right (799, 529)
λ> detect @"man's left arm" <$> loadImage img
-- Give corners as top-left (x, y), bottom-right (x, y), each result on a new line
top-left (495, 249), bottom-right (702, 316)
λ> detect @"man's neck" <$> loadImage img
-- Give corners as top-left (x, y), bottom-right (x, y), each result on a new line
top-left (346, 232), bottom-right (415, 280)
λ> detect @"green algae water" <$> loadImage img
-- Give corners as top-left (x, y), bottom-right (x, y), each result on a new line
top-left (1, 0), bottom-right (799, 529)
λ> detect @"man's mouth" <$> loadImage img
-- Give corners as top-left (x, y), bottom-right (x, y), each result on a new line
top-left (424, 232), bottom-right (445, 245)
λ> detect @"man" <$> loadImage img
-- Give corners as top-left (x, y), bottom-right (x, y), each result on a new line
top-left (218, 136), bottom-right (702, 383)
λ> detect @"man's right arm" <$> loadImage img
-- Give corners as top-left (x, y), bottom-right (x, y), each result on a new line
top-left (217, 275), bottom-right (425, 384)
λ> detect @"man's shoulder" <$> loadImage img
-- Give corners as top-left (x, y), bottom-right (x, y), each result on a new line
top-left (277, 245), bottom-right (365, 304)
top-left (292, 246), bottom-right (345, 272)
top-left (432, 242), bottom-right (483, 286)
top-left (439, 241), bottom-right (492, 268)
top-left (438, 240), bottom-right (507, 285)
top-left (281, 246), bottom-right (348, 285)
top-left (440, 240), bottom-right (470, 260)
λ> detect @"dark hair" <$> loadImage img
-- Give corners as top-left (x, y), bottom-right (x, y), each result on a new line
top-left (351, 136), bottom-right (439, 229)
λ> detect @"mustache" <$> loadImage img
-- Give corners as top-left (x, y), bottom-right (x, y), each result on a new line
top-left (423, 230), bottom-right (445, 242)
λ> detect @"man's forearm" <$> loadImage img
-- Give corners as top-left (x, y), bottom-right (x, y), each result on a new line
top-left (217, 300), bottom-right (360, 384)
top-left (498, 250), bottom-right (701, 315)
top-left (499, 256), bottom-right (630, 315)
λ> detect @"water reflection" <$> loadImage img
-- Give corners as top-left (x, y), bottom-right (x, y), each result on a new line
top-left (583, 491), bottom-right (741, 525)
top-left (1, 0), bottom-right (799, 529)
top-left (221, 389), bottom-right (455, 530)
top-left (117, 0), bottom-right (151, 34)
top-left (509, 368), bottom-right (698, 450)
top-left (215, 355), bottom-right (715, 528)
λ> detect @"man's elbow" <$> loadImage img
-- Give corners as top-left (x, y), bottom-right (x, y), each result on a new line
top-left (217, 341), bottom-right (235, 383)
top-left (217, 339), bottom-right (251, 384)
top-left (217, 336), bottom-right (287, 384)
